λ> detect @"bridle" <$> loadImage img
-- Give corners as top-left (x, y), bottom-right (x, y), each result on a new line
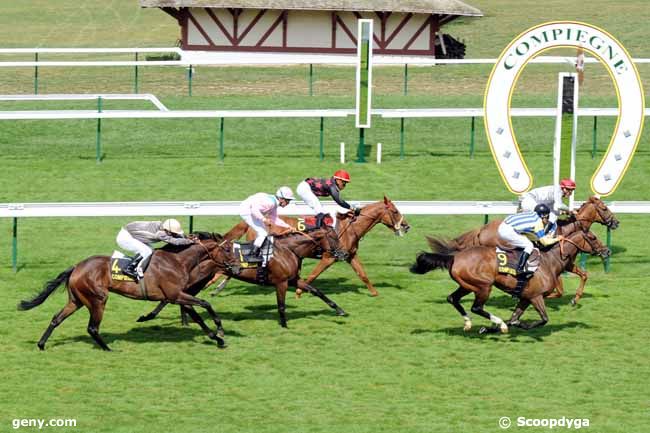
top-left (559, 232), bottom-right (603, 261)
top-left (575, 200), bottom-right (617, 229)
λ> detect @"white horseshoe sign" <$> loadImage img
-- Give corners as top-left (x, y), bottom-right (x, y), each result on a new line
top-left (484, 21), bottom-right (644, 196)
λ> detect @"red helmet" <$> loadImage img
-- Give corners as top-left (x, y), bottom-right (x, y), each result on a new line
top-left (333, 169), bottom-right (351, 183)
top-left (560, 178), bottom-right (576, 190)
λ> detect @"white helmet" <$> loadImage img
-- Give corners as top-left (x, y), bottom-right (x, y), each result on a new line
top-left (275, 186), bottom-right (295, 201)
top-left (162, 218), bottom-right (184, 235)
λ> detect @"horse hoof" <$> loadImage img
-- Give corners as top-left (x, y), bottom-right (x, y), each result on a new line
top-left (500, 323), bottom-right (509, 334)
top-left (369, 291), bottom-right (379, 297)
top-left (336, 308), bottom-right (347, 316)
top-left (136, 316), bottom-right (148, 322)
top-left (37, 343), bottom-right (45, 351)
top-left (217, 339), bottom-right (227, 349)
top-left (217, 329), bottom-right (225, 338)
top-left (463, 321), bottom-right (472, 332)
top-left (571, 298), bottom-right (577, 306)
top-left (478, 326), bottom-right (488, 335)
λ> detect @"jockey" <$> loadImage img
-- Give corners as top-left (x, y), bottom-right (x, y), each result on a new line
top-left (116, 218), bottom-right (195, 281)
top-left (497, 204), bottom-right (564, 298)
top-left (296, 169), bottom-right (359, 227)
top-left (239, 186), bottom-right (295, 258)
top-left (518, 178), bottom-right (577, 228)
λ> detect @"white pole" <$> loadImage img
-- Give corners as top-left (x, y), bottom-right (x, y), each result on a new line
top-left (340, 142), bottom-right (345, 164)
top-left (376, 142), bottom-right (382, 164)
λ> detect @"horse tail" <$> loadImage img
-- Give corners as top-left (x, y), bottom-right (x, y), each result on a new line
top-left (410, 251), bottom-right (454, 274)
top-left (450, 228), bottom-right (482, 250)
top-left (18, 267), bottom-right (74, 311)
top-left (426, 236), bottom-right (460, 255)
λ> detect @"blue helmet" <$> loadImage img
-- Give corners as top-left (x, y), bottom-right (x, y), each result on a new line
top-left (534, 203), bottom-right (551, 217)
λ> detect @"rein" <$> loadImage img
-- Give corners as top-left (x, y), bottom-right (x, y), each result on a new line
top-left (558, 236), bottom-right (585, 261)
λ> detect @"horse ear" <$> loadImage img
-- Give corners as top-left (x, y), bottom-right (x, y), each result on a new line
top-left (383, 195), bottom-right (390, 205)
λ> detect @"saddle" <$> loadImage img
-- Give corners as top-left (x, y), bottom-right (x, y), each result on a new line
top-left (495, 247), bottom-right (541, 276)
top-left (231, 238), bottom-right (274, 284)
top-left (109, 251), bottom-right (151, 282)
top-left (296, 214), bottom-right (334, 231)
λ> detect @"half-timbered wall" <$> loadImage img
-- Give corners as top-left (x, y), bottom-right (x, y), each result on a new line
top-left (182, 8), bottom-right (440, 56)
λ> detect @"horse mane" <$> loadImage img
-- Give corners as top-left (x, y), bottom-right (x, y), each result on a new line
top-left (192, 231), bottom-right (224, 242)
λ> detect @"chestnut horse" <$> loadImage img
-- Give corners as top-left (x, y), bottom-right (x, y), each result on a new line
top-left (410, 230), bottom-right (610, 334)
top-left (140, 225), bottom-right (345, 328)
top-left (447, 196), bottom-right (618, 304)
top-left (211, 197), bottom-right (410, 297)
top-left (18, 234), bottom-right (234, 351)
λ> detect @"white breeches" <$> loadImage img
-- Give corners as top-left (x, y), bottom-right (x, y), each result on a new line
top-left (116, 228), bottom-right (153, 260)
top-left (497, 223), bottom-right (534, 254)
top-left (240, 213), bottom-right (268, 247)
top-left (297, 180), bottom-right (339, 226)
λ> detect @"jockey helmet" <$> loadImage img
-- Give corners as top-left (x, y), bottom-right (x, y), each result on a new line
top-left (162, 218), bottom-right (184, 235)
top-left (534, 204), bottom-right (551, 218)
top-left (559, 178), bottom-right (576, 190)
top-left (333, 169), bottom-right (351, 183)
top-left (276, 186), bottom-right (295, 201)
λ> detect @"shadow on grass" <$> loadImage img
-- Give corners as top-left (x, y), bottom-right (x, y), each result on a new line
top-left (413, 320), bottom-right (592, 342)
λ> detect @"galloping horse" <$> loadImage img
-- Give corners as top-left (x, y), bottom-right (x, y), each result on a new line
top-left (18, 235), bottom-right (233, 350)
top-left (210, 197), bottom-right (410, 297)
top-left (447, 196), bottom-right (618, 304)
top-left (410, 230), bottom-right (610, 333)
top-left (140, 226), bottom-right (345, 328)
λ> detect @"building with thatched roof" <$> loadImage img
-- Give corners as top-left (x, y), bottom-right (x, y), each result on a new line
top-left (139, 1), bottom-right (482, 57)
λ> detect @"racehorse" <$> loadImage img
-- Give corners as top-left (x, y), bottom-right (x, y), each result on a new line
top-left (446, 196), bottom-right (618, 304)
top-left (140, 225), bottom-right (346, 328)
top-left (18, 234), bottom-right (234, 351)
top-left (410, 229), bottom-right (610, 333)
top-left (209, 197), bottom-right (410, 297)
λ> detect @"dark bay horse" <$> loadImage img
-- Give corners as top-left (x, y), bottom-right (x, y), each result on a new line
top-left (446, 196), bottom-right (618, 304)
top-left (211, 197), bottom-right (410, 297)
top-left (18, 234), bottom-right (233, 351)
top-left (410, 230), bottom-right (610, 333)
top-left (140, 226), bottom-right (346, 328)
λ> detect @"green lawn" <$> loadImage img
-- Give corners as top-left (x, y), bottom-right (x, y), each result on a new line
top-left (1, 1), bottom-right (649, 433)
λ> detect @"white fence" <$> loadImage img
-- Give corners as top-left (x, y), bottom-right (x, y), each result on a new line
top-left (3, 200), bottom-right (647, 271)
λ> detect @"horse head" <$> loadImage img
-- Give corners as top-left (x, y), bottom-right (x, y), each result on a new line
top-left (566, 230), bottom-right (611, 259)
top-left (576, 196), bottom-right (619, 230)
top-left (377, 196), bottom-right (410, 236)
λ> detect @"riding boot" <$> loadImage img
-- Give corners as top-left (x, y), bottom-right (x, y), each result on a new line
top-left (315, 212), bottom-right (327, 228)
top-left (512, 251), bottom-right (531, 298)
top-left (123, 254), bottom-right (142, 281)
top-left (248, 245), bottom-right (263, 263)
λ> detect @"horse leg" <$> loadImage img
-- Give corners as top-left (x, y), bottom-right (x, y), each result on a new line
top-left (86, 298), bottom-right (111, 351)
top-left (136, 300), bottom-right (169, 322)
top-left (517, 295), bottom-right (549, 330)
top-left (180, 305), bottom-right (226, 348)
top-left (470, 288), bottom-right (509, 334)
top-left (570, 264), bottom-right (589, 306)
top-left (506, 298), bottom-right (532, 327)
top-left (37, 299), bottom-right (82, 350)
top-left (296, 279), bottom-right (346, 317)
top-left (175, 291), bottom-right (225, 339)
top-left (275, 280), bottom-right (289, 328)
top-left (349, 255), bottom-right (379, 296)
top-left (298, 255), bottom-right (337, 298)
top-left (546, 276), bottom-right (565, 299)
top-left (446, 287), bottom-right (472, 331)
top-left (208, 272), bottom-right (231, 296)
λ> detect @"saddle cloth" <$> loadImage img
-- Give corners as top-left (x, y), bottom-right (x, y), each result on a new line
top-left (109, 250), bottom-right (152, 282)
top-left (232, 237), bottom-right (274, 269)
top-left (495, 247), bottom-right (540, 276)
top-left (110, 251), bottom-right (136, 282)
top-left (296, 215), bottom-right (334, 231)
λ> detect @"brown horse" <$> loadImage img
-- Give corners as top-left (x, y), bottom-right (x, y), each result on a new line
top-left (140, 225), bottom-right (345, 328)
top-left (211, 197), bottom-right (410, 297)
top-left (18, 234), bottom-right (234, 351)
top-left (447, 196), bottom-right (618, 304)
top-left (410, 230), bottom-right (610, 333)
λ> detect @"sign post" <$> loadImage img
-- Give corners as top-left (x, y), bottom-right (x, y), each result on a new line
top-left (355, 19), bottom-right (373, 162)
